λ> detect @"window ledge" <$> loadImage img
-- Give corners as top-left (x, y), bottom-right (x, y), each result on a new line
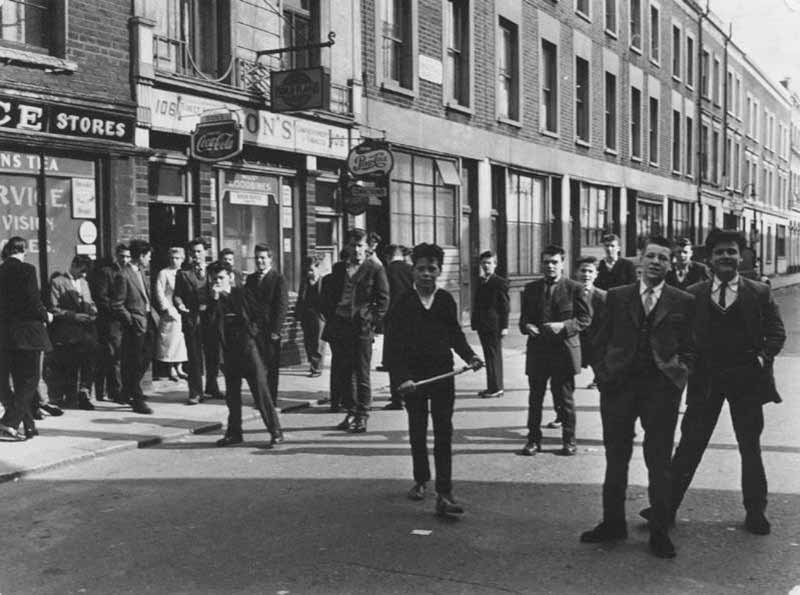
top-left (672, 169), bottom-right (682, 176)
top-left (604, 147), bottom-right (618, 156)
top-left (576, 10), bottom-right (592, 24)
top-left (0, 47), bottom-right (77, 72)
top-left (649, 161), bottom-right (660, 167)
top-left (605, 29), bottom-right (618, 39)
top-left (650, 58), bottom-right (661, 68)
top-left (497, 116), bottom-right (522, 128)
top-left (686, 83), bottom-right (695, 91)
top-left (445, 101), bottom-right (473, 116)
top-left (540, 129), bottom-right (559, 139)
top-left (631, 155), bottom-right (643, 163)
top-left (575, 138), bottom-right (591, 148)
top-left (685, 174), bottom-right (694, 181)
top-left (630, 45), bottom-right (643, 55)
top-left (380, 81), bottom-right (416, 99)
top-left (672, 74), bottom-right (682, 83)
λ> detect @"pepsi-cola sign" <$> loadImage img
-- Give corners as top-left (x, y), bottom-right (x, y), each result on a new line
top-left (346, 140), bottom-right (394, 178)
top-left (190, 118), bottom-right (243, 162)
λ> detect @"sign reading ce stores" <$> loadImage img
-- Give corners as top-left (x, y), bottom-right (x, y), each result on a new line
top-left (190, 117), bottom-right (243, 162)
top-left (0, 94), bottom-right (134, 143)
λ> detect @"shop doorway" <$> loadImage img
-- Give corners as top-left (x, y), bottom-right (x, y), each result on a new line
top-left (148, 203), bottom-right (192, 274)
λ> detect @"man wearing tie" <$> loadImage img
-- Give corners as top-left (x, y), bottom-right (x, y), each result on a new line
top-left (580, 237), bottom-right (695, 559)
top-left (471, 250), bottom-right (510, 399)
top-left (111, 239), bottom-right (156, 414)
top-left (245, 244), bottom-right (288, 406)
top-left (665, 237), bottom-right (710, 291)
top-left (655, 229), bottom-right (786, 536)
top-left (518, 245), bottom-right (590, 457)
top-left (174, 238), bottom-right (221, 405)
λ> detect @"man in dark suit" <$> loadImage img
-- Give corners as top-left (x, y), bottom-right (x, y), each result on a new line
top-left (0, 237), bottom-right (53, 440)
top-left (111, 239), bottom-right (156, 415)
top-left (518, 245), bottom-right (590, 457)
top-left (208, 262), bottom-right (283, 448)
top-left (576, 256), bottom-right (607, 374)
top-left (296, 255), bottom-right (325, 378)
top-left (471, 250), bottom-right (510, 399)
top-left (245, 244), bottom-right (288, 406)
top-left (321, 228), bottom-right (389, 433)
top-left (580, 236), bottom-right (695, 559)
top-left (174, 238), bottom-right (220, 405)
top-left (665, 237), bottom-right (710, 291)
top-left (218, 248), bottom-right (245, 287)
top-left (89, 243), bottom-right (129, 403)
top-left (596, 233), bottom-right (637, 290)
top-left (382, 243), bottom-right (414, 409)
top-left (659, 230), bottom-right (786, 536)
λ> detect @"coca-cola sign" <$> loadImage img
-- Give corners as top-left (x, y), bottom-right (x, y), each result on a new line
top-left (191, 119), bottom-right (243, 162)
top-left (346, 140), bottom-right (394, 178)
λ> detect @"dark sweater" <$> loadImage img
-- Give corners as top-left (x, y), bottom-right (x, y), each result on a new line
top-left (385, 288), bottom-right (475, 382)
top-left (596, 258), bottom-right (637, 290)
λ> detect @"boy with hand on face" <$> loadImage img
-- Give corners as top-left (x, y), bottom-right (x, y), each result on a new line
top-left (576, 256), bottom-right (607, 388)
top-left (386, 243), bottom-right (483, 518)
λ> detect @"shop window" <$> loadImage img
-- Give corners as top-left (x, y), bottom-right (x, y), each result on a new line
top-left (381, 0), bottom-right (415, 90)
top-left (390, 152), bottom-right (458, 248)
top-left (152, 0), bottom-right (232, 78)
top-left (283, 0), bottom-right (320, 69)
top-left (0, 152), bottom-right (97, 280)
top-left (506, 171), bottom-right (547, 276)
top-left (580, 184), bottom-right (611, 249)
top-left (497, 17), bottom-right (519, 121)
top-left (636, 201), bottom-right (662, 250)
top-left (445, 0), bottom-right (470, 107)
top-left (668, 200), bottom-right (692, 240)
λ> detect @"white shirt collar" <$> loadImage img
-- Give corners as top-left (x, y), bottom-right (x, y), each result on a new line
top-left (639, 279), bottom-right (665, 300)
top-left (712, 274), bottom-right (740, 292)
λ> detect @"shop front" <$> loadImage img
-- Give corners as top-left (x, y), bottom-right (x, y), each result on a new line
top-left (0, 92), bottom-right (137, 286)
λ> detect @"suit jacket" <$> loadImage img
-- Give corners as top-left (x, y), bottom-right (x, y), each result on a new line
top-left (320, 259), bottom-right (390, 341)
top-left (111, 265), bottom-right (153, 335)
top-left (209, 286), bottom-right (261, 353)
top-left (518, 277), bottom-right (590, 376)
top-left (295, 276), bottom-right (323, 323)
top-left (665, 261), bottom-right (710, 291)
top-left (0, 257), bottom-right (51, 351)
top-left (386, 260), bottom-right (414, 303)
top-left (174, 267), bottom-right (212, 330)
top-left (596, 257), bottom-right (637, 290)
top-left (49, 273), bottom-right (98, 346)
top-left (88, 260), bottom-right (122, 320)
top-left (594, 283), bottom-right (695, 391)
top-left (687, 277), bottom-right (786, 404)
top-left (244, 269), bottom-right (289, 339)
top-left (471, 274), bottom-right (510, 335)
top-left (580, 286), bottom-right (607, 366)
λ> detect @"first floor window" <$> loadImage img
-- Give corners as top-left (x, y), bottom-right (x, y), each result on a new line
top-left (580, 184), bottom-right (611, 248)
top-left (669, 200), bottom-right (693, 240)
top-left (506, 171), bottom-right (547, 276)
top-left (636, 200), bottom-right (662, 249)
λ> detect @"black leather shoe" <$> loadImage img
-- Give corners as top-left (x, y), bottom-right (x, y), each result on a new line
top-left (436, 494), bottom-right (464, 516)
top-left (649, 532), bottom-right (677, 558)
top-left (407, 482), bottom-right (426, 501)
top-left (33, 408), bottom-right (44, 420)
top-left (24, 425), bottom-right (38, 440)
top-left (560, 444), bottom-right (577, 456)
top-left (349, 418), bottom-right (367, 434)
top-left (131, 400), bottom-right (153, 415)
top-left (545, 418), bottom-right (563, 429)
top-left (270, 432), bottom-right (285, 446)
top-left (77, 397), bottom-right (95, 411)
top-left (518, 440), bottom-right (541, 456)
top-left (186, 394), bottom-right (202, 405)
top-left (639, 507), bottom-right (676, 528)
top-left (205, 391), bottom-right (225, 400)
top-left (482, 390), bottom-right (504, 398)
top-left (336, 415), bottom-right (354, 431)
top-left (580, 522), bottom-right (628, 543)
top-left (745, 512), bottom-right (771, 535)
top-left (383, 401), bottom-right (404, 410)
top-left (217, 434), bottom-right (243, 447)
top-left (40, 403), bottom-right (64, 417)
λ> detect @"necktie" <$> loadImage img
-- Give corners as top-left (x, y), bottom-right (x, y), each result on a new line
top-left (719, 281), bottom-right (727, 309)
top-left (545, 279), bottom-right (554, 300)
top-left (644, 288), bottom-right (655, 315)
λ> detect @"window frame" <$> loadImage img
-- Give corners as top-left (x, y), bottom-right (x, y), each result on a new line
top-left (443, 0), bottom-right (472, 110)
top-left (631, 86), bottom-right (642, 161)
top-left (685, 33), bottom-right (695, 90)
top-left (671, 24), bottom-right (681, 80)
top-left (504, 170), bottom-right (549, 277)
top-left (575, 55), bottom-right (591, 144)
top-left (605, 71), bottom-right (617, 151)
top-left (671, 109), bottom-right (681, 173)
top-left (604, 0), bottom-right (617, 36)
top-left (649, 2), bottom-right (660, 65)
top-left (685, 114), bottom-right (694, 178)
top-left (540, 38), bottom-right (559, 135)
top-left (377, 0), bottom-right (418, 95)
top-left (648, 95), bottom-right (659, 166)
top-left (575, 0), bottom-right (591, 22)
top-left (629, 0), bottom-right (642, 52)
top-left (497, 16), bottom-right (520, 124)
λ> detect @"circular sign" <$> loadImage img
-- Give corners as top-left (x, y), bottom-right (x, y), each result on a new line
top-left (343, 181), bottom-right (369, 215)
top-left (274, 70), bottom-right (320, 110)
top-left (346, 141), bottom-right (394, 177)
top-left (78, 220), bottom-right (98, 244)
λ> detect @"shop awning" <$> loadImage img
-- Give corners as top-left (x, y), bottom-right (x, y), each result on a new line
top-left (435, 158), bottom-right (461, 186)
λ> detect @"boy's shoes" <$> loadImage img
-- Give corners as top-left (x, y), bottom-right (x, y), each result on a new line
top-left (270, 432), bottom-right (285, 446)
top-left (131, 399), bottom-right (153, 415)
top-left (436, 494), bottom-right (464, 517)
top-left (649, 532), bottom-right (677, 558)
top-left (40, 403), bottom-right (64, 417)
top-left (560, 443), bottom-right (577, 456)
top-left (217, 433), bottom-right (243, 447)
top-left (481, 390), bottom-right (504, 398)
top-left (348, 418), bottom-right (367, 434)
top-left (336, 415), bottom-right (354, 430)
top-left (745, 511), bottom-right (771, 535)
top-left (580, 522), bottom-right (628, 543)
top-left (518, 440), bottom-right (541, 456)
top-left (77, 390), bottom-right (95, 410)
top-left (308, 369), bottom-right (322, 378)
top-left (545, 418), bottom-right (562, 429)
top-left (407, 482), bottom-right (426, 501)
top-left (383, 401), bottom-right (404, 410)
top-left (186, 394), bottom-right (202, 405)
top-left (639, 507), bottom-right (676, 528)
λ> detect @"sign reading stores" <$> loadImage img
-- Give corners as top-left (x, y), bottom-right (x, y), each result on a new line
top-left (0, 94), bottom-right (134, 143)
top-left (150, 89), bottom-right (354, 160)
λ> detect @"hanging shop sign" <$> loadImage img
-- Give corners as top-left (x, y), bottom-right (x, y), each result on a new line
top-left (346, 139), bottom-right (394, 178)
top-left (271, 67), bottom-right (330, 113)
top-left (0, 94), bottom-right (134, 143)
top-left (190, 115), bottom-right (243, 163)
top-left (342, 180), bottom-right (371, 216)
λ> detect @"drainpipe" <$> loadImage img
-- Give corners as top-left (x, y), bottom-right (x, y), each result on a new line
top-left (722, 23), bottom-right (732, 219)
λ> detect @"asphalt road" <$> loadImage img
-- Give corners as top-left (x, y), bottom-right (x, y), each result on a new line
top-left (0, 289), bottom-right (798, 595)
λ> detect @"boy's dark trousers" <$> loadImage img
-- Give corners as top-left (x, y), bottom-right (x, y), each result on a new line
top-left (328, 317), bottom-right (373, 419)
top-left (223, 331), bottom-right (281, 437)
top-left (404, 376), bottom-right (456, 495)
top-left (301, 313), bottom-right (323, 372)
top-left (478, 331), bottom-right (503, 393)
